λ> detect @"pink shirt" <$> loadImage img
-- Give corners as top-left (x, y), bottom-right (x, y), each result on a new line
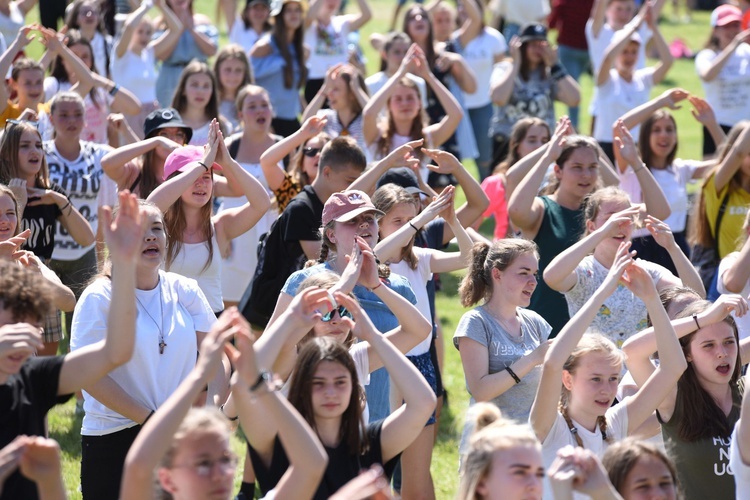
top-left (481, 175), bottom-right (508, 240)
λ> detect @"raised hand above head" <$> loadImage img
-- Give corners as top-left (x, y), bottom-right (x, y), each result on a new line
top-left (659, 88), bottom-right (689, 110)
top-left (99, 191), bottom-right (145, 264)
top-left (621, 261), bottom-right (658, 300)
top-left (601, 240), bottom-right (636, 294)
top-left (300, 115), bottom-right (328, 138)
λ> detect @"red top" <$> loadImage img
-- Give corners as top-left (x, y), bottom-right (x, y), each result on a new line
top-left (549, 0), bottom-right (596, 50)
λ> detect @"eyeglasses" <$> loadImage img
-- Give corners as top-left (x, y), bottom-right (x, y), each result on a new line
top-left (303, 147), bottom-right (321, 157)
top-left (5, 119), bottom-right (39, 131)
top-left (172, 453), bottom-right (238, 477)
top-left (320, 306), bottom-right (353, 322)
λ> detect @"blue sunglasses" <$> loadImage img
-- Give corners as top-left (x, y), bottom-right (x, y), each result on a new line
top-left (320, 306), bottom-right (353, 322)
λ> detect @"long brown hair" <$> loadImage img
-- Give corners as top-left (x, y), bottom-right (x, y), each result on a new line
top-left (638, 109), bottom-right (678, 169)
top-left (0, 122), bottom-right (50, 188)
top-left (272, 1), bottom-right (308, 89)
top-left (602, 438), bottom-right (682, 498)
top-left (376, 78), bottom-right (427, 162)
top-left (689, 121), bottom-right (750, 248)
top-left (402, 5), bottom-right (436, 68)
top-left (372, 184), bottom-right (419, 269)
top-left (493, 117), bottom-right (550, 175)
top-left (540, 135), bottom-right (601, 196)
top-left (672, 300), bottom-right (743, 442)
top-left (163, 172), bottom-right (215, 273)
top-left (213, 44), bottom-right (254, 101)
top-left (288, 337), bottom-right (367, 454)
top-left (289, 133), bottom-right (331, 188)
top-left (171, 61), bottom-right (222, 125)
top-left (459, 239), bottom-right (538, 307)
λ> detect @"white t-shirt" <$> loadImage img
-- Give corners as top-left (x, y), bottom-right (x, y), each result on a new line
top-left (70, 271), bottom-right (216, 435)
top-left (228, 16), bottom-right (264, 53)
top-left (593, 67), bottom-right (655, 142)
top-left (731, 423), bottom-right (750, 499)
top-left (492, 0), bottom-right (549, 25)
top-left (695, 44), bottom-right (750, 126)
top-left (304, 16), bottom-right (351, 80)
top-left (540, 401), bottom-right (630, 500)
top-left (364, 72), bottom-right (428, 110)
top-left (618, 159), bottom-right (698, 235)
top-left (458, 27), bottom-right (507, 109)
top-left (110, 46), bottom-right (158, 104)
top-left (585, 20), bottom-right (652, 77)
top-left (565, 255), bottom-right (671, 348)
top-left (717, 252), bottom-right (750, 341)
top-left (387, 246), bottom-right (435, 356)
top-left (44, 140), bottom-right (117, 261)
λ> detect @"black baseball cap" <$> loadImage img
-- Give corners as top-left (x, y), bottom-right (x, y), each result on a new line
top-left (143, 108), bottom-right (193, 143)
top-left (376, 167), bottom-right (427, 196)
top-left (519, 23), bottom-right (548, 43)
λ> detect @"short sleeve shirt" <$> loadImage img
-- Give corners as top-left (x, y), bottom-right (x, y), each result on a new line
top-left (304, 16), bottom-right (352, 79)
top-left (702, 174), bottom-right (750, 259)
top-left (564, 255), bottom-right (671, 347)
top-left (695, 44), bottom-right (750, 126)
top-left (21, 181), bottom-right (65, 260)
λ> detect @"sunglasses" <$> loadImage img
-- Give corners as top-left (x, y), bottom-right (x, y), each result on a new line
top-left (303, 147), bottom-right (321, 157)
top-left (320, 306), bottom-right (353, 322)
top-left (5, 119), bottom-right (39, 131)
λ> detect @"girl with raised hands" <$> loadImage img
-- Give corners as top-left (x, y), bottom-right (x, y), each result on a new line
top-left (302, 63), bottom-right (369, 153)
top-left (543, 187), bottom-right (701, 347)
top-left (221, 0), bottom-right (271, 55)
top-left (111, 0), bottom-right (182, 137)
top-left (363, 43), bottom-right (462, 183)
top-left (219, 85), bottom-right (279, 308)
top-left (171, 60), bottom-right (230, 146)
top-left (622, 293), bottom-right (749, 499)
top-left (120, 308), bottom-right (329, 500)
top-left (213, 44), bottom-right (254, 132)
top-left (454, 239), bottom-right (552, 463)
top-left (147, 119), bottom-right (271, 315)
top-left (240, 291), bottom-right (436, 499)
top-left (617, 89), bottom-right (718, 274)
top-left (530, 242), bottom-right (687, 497)
top-left (507, 117), bottom-right (619, 337)
top-left (259, 115), bottom-right (330, 212)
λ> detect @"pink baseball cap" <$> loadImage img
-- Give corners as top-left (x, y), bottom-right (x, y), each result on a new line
top-left (163, 146), bottom-right (222, 181)
top-left (322, 190), bottom-right (384, 226)
top-left (711, 5), bottom-right (742, 27)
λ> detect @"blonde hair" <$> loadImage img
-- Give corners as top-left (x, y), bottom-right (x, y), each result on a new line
top-left (560, 334), bottom-right (625, 447)
top-left (582, 186), bottom-right (633, 237)
top-left (458, 403), bottom-right (541, 500)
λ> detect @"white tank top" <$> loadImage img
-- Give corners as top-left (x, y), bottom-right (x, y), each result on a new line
top-left (168, 230), bottom-right (223, 312)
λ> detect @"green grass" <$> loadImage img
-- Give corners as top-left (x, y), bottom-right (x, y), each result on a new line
top-left (39, 2), bottom-right (715, 498)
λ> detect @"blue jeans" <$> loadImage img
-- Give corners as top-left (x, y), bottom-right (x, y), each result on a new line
top-left (557, 44), bottom-right (590, 129)
top-left (468, 103), bottom-right (494, 180)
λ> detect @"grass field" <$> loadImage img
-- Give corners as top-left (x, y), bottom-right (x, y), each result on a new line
top-left (34, 1), bottom-right (718, 498)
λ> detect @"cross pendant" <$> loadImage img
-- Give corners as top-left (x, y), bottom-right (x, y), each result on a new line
top-left (159, 341), bottom-right (167, 354)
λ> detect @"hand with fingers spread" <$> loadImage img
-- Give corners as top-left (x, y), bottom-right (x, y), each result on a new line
top-left (356, 237), bottom-right (382, 290)
top-left (613, 120), bottom-right (640, 166)
top-left (702, 294), bottom-right (750, 326)
top-left (688, 95), bottom-right (718, 126)
top-left (100, 191), bottom-right (145, 265)
top-left (300, 116), bottom-right (328, 139)
top-left (287, 287), bottom-right (336, 329)
top-left (599, 205), bottom-right (639, 240)
top-left (602, 241), bottom-right (636, 294)
top-left (0, 229), bottom-right (30, 261)
top-left (547, 117), bottom-right (571, 161)
top-left (423, 148), bottom-right (461, 176)
top-left (382, 139), bottom-right (424, 171)
top-left (644, 215), bottom-right (677, 250)
top-left (336, 243), bottom-right (364, 294)
top-left (621, 261), bottom-right (658, 300)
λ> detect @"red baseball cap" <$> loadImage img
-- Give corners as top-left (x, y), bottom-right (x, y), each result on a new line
top-left (163, 146), bottom-right (222, 181)
top-left (322, 190), bottom-right (384, 226)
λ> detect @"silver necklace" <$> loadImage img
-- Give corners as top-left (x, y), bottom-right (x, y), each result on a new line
top-left (135, 283), bottom-right (167, 354)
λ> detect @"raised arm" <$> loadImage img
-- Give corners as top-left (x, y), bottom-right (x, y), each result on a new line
top-left (147, 122), bottom-right (220, 210)
top-left (613, 121), bottom-right (671, 221)
top-left (617, 263), bottom-right (687, 433)
top-left (348, 139), bottom-right (423, 195)
top-left (689, 95), bottom-right (727, 151)
top-left (644, 216), bottom-right (706, 297)
top-left (543, 205), bottom-right (640, 292)
top-left (335, 292), bottom-right (436, 462)
top-left (619, 88), bottom-right (689, 131)
top-left (422, 148), bottom-right (489, 243)
top-left (301, 65), bottom-right (341, 123)
top-left (722, 238), bottom-right (750, 294)
top-left (425, 188), bottom-right (474, 273)
top-left (490, 38), bottom-right (520, 106)
top-left (220, 0), bottom-right (239, 35)
top-left (57, 191), bottom-right (142, 396)
top-left (115, 1), bottom-right (152, 59)
top-left (454, 0), bottom-right (482, 48)
top-left (418, 61), bottom-right (464, 147)
top-left (347, 0), bottom-right (373, 31)
top-left (231, 316), bottom-right (328, 499)
top-left (121, 310), bottom-right (237, 500)
top-left (736, 373), bottom-right (750, 469)
top-left (0, 27), bottom-right (32, 115)
top-left (714, 122), bottom-right (750, 192)
top-left (304, 0), bottom-right (325, 29)
top-left (101, 137), bottom-right (180, 188)
top-left (646, 19), bottom-right (674, 85)
top-left (596, 17), bottom-right (643, 87)
top-left (698, 29), bottom-right (750, 82)
top-left (588, 0), bottom-right (608, 40)
top-left (151, 0), bottom-right (184, 61)
top-left (530, 243), bottom-right (632, 443)
top-left (213, 130), bottom-right (272, 243)
top-left (260, 116), bottom-right (325, 191)
top-left (546, 45), bottom-right (580, 107)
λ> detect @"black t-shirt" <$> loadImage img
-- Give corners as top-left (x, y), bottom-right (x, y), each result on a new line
top-left (0, 356), bottom-right (72, 500)
top-left (249, 420), bottom-right (399, 500)
top-left (241, 185), bottom-right (324, 327)
top-left (21, 182), bottom-right (65, 261)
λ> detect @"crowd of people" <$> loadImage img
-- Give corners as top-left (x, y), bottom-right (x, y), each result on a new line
top-left (4, 0), bottom-right (750, 498)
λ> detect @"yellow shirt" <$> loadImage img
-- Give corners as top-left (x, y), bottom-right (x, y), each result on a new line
top-left (0, 101), bottom-right (22, 125)
top-left (703, 174), bottom-right (750, 258)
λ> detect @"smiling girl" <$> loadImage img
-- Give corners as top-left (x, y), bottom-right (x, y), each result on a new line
top-left (623, 295), bottom-right (750, 499)
top-left (531, 244), bottom-right (687, 499)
